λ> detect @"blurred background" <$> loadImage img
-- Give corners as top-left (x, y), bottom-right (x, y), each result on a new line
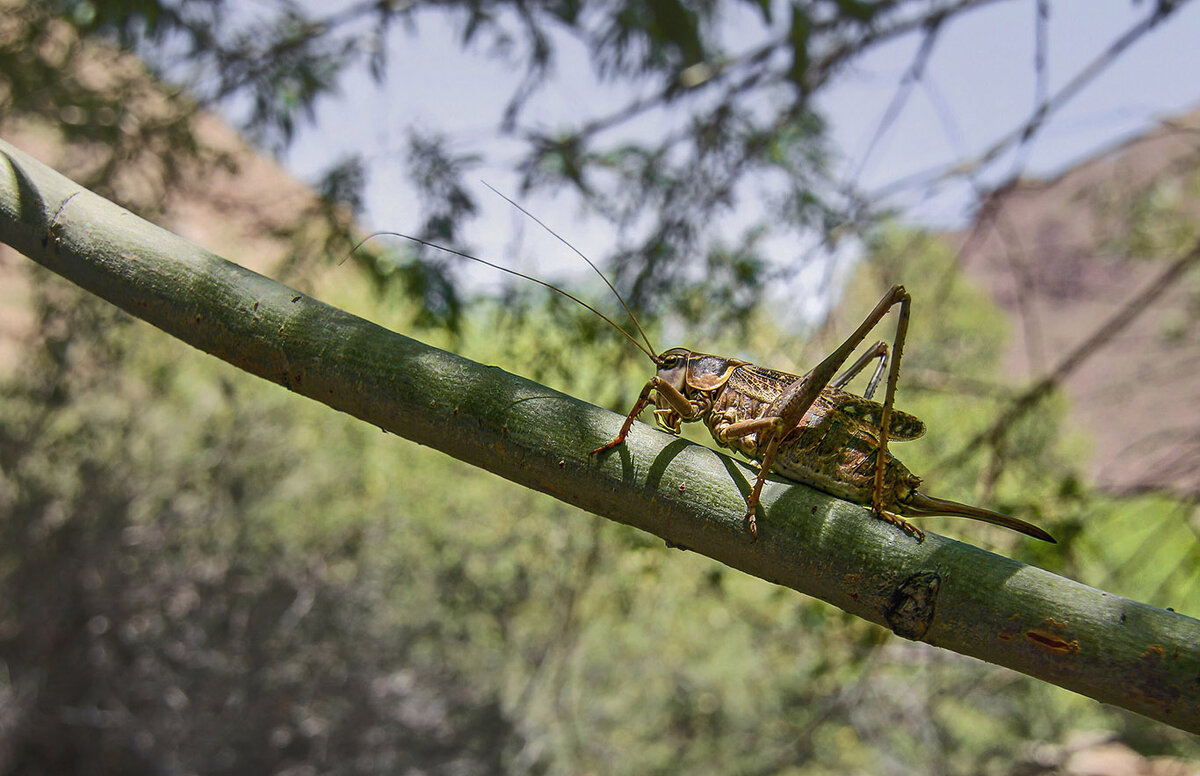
top-left (2, 0), bottom-right (1200, 772)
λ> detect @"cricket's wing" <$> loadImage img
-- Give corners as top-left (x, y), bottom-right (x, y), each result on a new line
top-left (830, 391), bottom-right (926, 441)
top-left (732, 366), bottom-right (927, 440)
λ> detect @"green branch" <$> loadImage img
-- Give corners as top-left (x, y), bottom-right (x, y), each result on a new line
top-left (2, 137), bottom-right (1197, 733)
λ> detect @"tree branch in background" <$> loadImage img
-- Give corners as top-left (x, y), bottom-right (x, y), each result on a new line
top-left (871, 0), bottom-right (1193, 203)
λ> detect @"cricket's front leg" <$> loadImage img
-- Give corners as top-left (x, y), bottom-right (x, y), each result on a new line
top-left (590, 377), bottom-right (696, 455)
top-left (590, 378), bottom-right (658, 455)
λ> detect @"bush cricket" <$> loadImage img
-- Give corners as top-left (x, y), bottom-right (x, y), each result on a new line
top-left (586, 286), bottom-right (1053, 543)
top-left (356, 204), bottom-right (1055, 545)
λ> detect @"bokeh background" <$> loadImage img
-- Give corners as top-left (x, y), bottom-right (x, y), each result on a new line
top-left (3, 1), bottom-right (1200, 773)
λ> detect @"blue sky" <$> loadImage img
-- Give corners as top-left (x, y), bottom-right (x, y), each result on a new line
top-left (272, 1), bottom-right (1200, 316)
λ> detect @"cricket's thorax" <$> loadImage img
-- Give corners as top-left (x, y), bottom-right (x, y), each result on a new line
top-left (700, 364), bottom-right (924, 508)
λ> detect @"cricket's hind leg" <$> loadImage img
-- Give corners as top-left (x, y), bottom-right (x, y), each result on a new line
top-left (737, 286), bottom-right (913, 539)
top-left (876, 509), bottom-right (925, 541)
top-left (870, 288), bottom-right (911, 528)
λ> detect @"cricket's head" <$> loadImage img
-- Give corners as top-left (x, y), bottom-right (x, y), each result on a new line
top-left (650, 348), bottom-right (745, 433)
top-left (656, 348), bottom-right (745, 394)
top-left (654, 348), bottom-right (691, 389)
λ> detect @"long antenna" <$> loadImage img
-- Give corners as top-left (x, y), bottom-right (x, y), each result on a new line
top-left (482, 182), bottom-right (658, 358)
top-left (340, 232), bottom-right (660, 363)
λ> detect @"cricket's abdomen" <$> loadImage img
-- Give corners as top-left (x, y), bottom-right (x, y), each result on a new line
top-left (770, 412), bottom-right (921, 508)
top-left (705, 373), bottom-right (921, 509)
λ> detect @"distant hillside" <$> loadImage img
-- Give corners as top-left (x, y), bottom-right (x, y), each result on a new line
top-left (950, 109), bottom-right (1200, 497)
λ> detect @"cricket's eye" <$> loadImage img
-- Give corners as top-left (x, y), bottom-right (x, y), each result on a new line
top-left (662, 354), bottom-right (683, 368)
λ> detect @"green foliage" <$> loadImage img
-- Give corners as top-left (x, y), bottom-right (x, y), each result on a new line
top-left (4, 236), bottom-right (1200, 773)
top-left (0, 273), bottom-right (524, 773)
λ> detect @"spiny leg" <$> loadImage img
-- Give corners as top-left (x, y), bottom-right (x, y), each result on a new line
top-left (824, 312), bottom-right (922, 539)
top-left (742, 286), bottom-right (912, 537)
top-left (591, 374), bottom-right (695, 454)
top-left (875, 510), bottom-right (925, 541)
top-left (869, 288), bottom-right (923, 540)
top-left (590, 379), bottom-right (657, 455)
